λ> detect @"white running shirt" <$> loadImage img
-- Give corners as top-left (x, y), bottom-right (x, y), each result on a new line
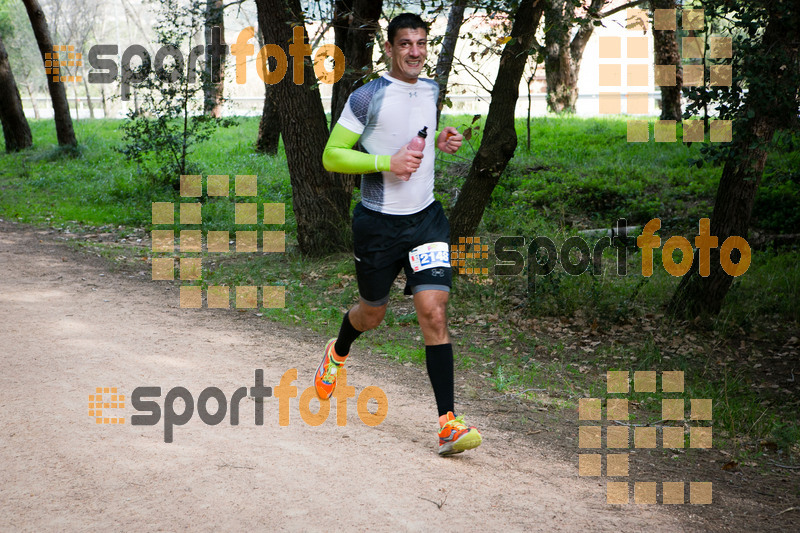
top-left (337, 73), bottom-right (439, 215)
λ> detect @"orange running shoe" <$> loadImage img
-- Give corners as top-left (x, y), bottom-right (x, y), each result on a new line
top-left (438, 412), bottom-right (482, 456)
top-left (314, 338), bottom-right (344, 400)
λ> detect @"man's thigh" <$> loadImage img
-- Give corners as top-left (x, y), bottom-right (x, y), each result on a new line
top-left (352, 203), bottom-right (409, 306)
top-left (354, 259), bottom-right (403, 307)
top-left (404, 201), bottom-right (452, 295)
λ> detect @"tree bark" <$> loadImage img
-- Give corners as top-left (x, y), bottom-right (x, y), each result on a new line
top-left (651, 0), bottom-right (682, 121)
top-left (71, 84), bottom-right (80, 121)
top-left (254, 0), bottom-right (280, 153)
top-left (256, 0), bottom-right (351, 256)
top-left (544, 0), bottom-right (576, 113)
top-left (82, 76), bottom-right (95, 119)
top-left (100, 83), bottom-right (110, 118)
top-left (21, 0), bottom-right (77, 147)
top-left (435, 0), bottom-right (467, 123)
top-left (332, 0), bottom-right (350, 64)
top-left (204, 0), bottom-right (225, 117)
top-left (0, 34), bottom-right (33, 152)
top-left (450, 0), bottom-right (545, 239)
top-left (331, 0), bottom-right (352, 124)
top-left (668, 7), bottom-right (799, 317)
top-left (543, 0), bottom-right (604, 114)
top-left (328, 0), bottom-right (382, 194)
top-left (25, 84), bottom-right (41, 119)
top-left (255, 83), bottom-right (280, 154)
top-left (329, 0), bottom-right (382, 128)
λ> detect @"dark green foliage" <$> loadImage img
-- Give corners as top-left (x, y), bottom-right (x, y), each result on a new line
top-left (752, 130), bottom-right (800, 233)
top-left (685, 0), bottom-right (800, 169)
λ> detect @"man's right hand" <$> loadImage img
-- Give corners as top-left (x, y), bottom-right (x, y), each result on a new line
top-left (390, 144), bottom-right (423, 181)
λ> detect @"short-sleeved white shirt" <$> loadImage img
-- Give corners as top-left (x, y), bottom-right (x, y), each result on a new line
top-left (337, 73), bottom-right (439, 215)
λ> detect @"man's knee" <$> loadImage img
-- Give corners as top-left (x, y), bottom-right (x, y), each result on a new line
top-left (353, 302), bottom-right (386, 331)
top-left (361, 308), bottom-right (386, 330)
top-left (417, 303), bottom-right (447, 331)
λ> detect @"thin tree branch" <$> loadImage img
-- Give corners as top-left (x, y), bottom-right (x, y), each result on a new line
top-left (530, 34), bottom-right (545, 56)
top-left (452, 55), bottom-right (494, 94)
top-left (569, 0), bottom-right (605, 63)
top-left (222, 0), bottom-right (247, 9)
top-left (598, 0), bottom-right (649, 20)
top-left (310, 20), bottom-right (333, 49)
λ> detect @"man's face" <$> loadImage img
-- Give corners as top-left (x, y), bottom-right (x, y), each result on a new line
top-left (385, 27), bottom-right (427, 83)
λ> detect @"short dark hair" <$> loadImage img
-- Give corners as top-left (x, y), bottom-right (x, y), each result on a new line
top-left (387, 13), bottom-right (428, 45)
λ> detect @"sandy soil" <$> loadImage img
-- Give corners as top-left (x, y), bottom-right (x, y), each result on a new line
top-left (0, 223), bottom-right (692, 531)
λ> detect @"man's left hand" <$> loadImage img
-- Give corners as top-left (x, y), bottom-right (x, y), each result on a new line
top-left (437, 127), bottom-right (462, 154)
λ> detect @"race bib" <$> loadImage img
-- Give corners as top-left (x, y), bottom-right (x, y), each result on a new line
top-left (409, 242), bottom-right (451, 273)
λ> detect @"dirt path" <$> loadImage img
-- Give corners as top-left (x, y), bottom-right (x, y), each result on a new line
top-left (0, 224), bottom-right (687, 532)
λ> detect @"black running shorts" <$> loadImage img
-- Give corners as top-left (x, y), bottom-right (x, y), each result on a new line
top-left (352, 200), bottom-right (452, 306)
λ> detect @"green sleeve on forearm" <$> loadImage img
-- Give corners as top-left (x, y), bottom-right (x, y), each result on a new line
top-left (322, 123), bottom-right (391, 174)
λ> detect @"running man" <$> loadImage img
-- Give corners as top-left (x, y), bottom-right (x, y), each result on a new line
top-left (315, 13), bottom-right (482, 456)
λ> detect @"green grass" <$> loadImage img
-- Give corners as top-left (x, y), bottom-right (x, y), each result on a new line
top-left (437, 115), bottom-right (724, 234)
top-left (0, 118), bottom-right (294, 232)
top-left (2, 115), bottom-right (798, 462)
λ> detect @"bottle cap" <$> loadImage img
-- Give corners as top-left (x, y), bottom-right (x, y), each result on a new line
top-left (417, 126), bottom-right (428, 138)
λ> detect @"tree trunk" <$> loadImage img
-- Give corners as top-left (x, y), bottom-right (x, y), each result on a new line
top-left (71, 84), bottom-right (80, 121)
top-left (254, 0), bottom-right (280, 153)
top-left (329, 0), bottom-right (382, 128)
top-left (255, 83), bottom-right (280, 154)
top-left (329, 0), bottom-right (382, 194)
top-left (83, 76), bottom-right (95, 119)
top-left (21, 0), bottom-right (77, 147)
top-left (25, 84), bottom-right (41, 119)
top-left (133, 86), bottom-right (140, 116)
top-left (450, 0), bottom-right (545, 239)
top-left (373, 22), bottom-right (389, 66)
top-left (667, 116), bottom-right (774, 316)
top-left (257, 0), bottom-right (351, 256)
top-left (544, 0), bottom-right (603, 114)
top-left (651, 0), bottom-right (682, 121)
top-left (100, 83), bottom-right (110, 118)
top-left (204, 0), bottom-right (225, 117)
top-left (526, 62), bottom-right (538, 151)
top-left (667, 8), bottom-right (799, 317)
top-left (435, 0), bottom-right (467, 123)
top-left (0, 34), bottom-right (33, 152)
top-left (331, 0), bottom-right (352, 124)
top-left (544, 0), bottom-right (576, 113)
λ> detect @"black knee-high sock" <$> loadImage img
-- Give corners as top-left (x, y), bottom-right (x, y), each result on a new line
top-left (425, 343), bottom-right (455, 417)
top-left (334, 311), bottom-right (362, 357)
